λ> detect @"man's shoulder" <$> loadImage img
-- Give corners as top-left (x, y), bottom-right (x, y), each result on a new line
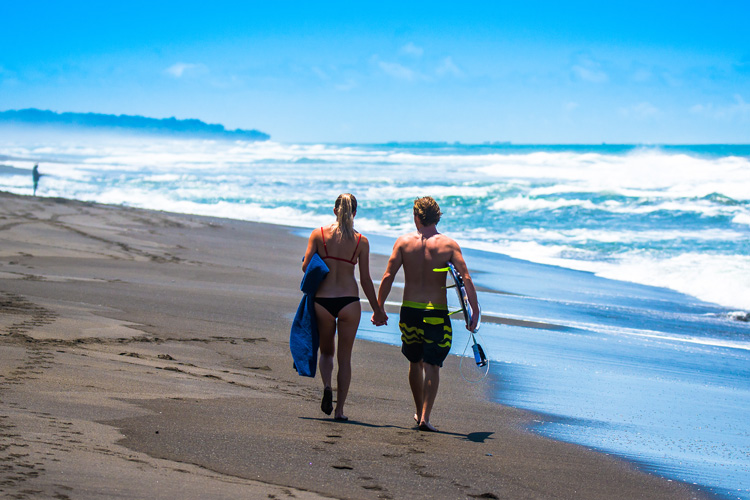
top-left (395, 231), bottom-right (418, 245)
top-left (435, 232), bottom-right (457, 243)
top-left (395, 231), bottom-right (459, 255)
top-left (430, 232), bottom-right (459, 250)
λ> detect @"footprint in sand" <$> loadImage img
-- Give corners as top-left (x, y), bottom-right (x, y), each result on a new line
top-left (331, 463), bottom-right (353, 470)
top-left (410, 463), bottom-right (438, 478)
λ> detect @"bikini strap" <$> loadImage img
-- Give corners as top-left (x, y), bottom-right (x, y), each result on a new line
top-left (350, 233), bottom-right (362, 262)
top-left (320, 227), bottom-right (329, 257)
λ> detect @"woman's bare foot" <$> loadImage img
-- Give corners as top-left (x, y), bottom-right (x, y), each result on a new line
top-left (321, 387), bottom-right (333, 415)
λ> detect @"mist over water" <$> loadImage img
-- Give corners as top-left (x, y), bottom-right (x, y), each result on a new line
top-left (3, 130), bottom-right (749, 311)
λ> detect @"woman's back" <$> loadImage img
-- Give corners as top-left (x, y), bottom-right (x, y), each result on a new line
top-left (299, 192), bottom-right (385, 421)
top-left (316, 224), bottom-right (361, 296)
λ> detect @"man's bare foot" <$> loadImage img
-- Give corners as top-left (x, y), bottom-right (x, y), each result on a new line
top-left (334, 414), bottom-right (348, 421)
top-left (418, 421), bottom-right (438, 432)
top-left (414, 413), bottom-right (420, 424)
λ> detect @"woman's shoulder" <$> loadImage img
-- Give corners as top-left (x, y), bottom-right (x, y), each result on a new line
top-left (309, 226), bottom-right (323, 241)
top-left (321, 223), bottom-right (339, 237)
top-left (311, 224), bottom-right (333, 235)
top-left (353, 232), bottom-right (370, 254)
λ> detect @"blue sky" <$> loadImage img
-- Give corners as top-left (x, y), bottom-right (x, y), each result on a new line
top-left (1, 1), bottom-right (749, 143)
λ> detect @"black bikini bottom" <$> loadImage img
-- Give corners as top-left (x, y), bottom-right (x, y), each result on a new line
top-left (314, 296), bottom-right (360, 318)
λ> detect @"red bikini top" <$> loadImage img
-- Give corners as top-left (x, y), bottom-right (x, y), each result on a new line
top-left (320, 227), bottom-right (361, 265)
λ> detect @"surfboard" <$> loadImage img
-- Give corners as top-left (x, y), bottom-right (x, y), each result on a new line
top-left (434, 263), bottom-right (488, 370)
top-left (446, 262), bottom-right (481, 332)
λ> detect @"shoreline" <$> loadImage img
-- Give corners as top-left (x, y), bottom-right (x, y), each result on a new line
top-left (0, 191), bottom-right (717, 499)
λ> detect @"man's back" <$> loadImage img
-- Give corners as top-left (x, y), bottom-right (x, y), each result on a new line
top-left (397, 230), bottom-right (457, 306)
top-left (374, 196), bottom-right (480, 431)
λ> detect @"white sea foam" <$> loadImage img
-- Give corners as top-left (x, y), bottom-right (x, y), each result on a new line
top-left (490, 195), bottom-right (748, 219)
top-left (508, 227), bottom-right (744, 244)
top-left (364, 183), bottom-right (495, 201)
top-left (96, 193), bottom-right (333, 229)
top-left (0, 175), bottom-right (30, 188)
top-left (598, 252), bottom-right (750, 311)
top-left (459, 236), bottom-right (750, 311)
top-left (478, 151), bottom-right (750, 201)
top-left (490, 196), bottom-right (599, 212)
top-left (733, 213), bottom-right (750, 225)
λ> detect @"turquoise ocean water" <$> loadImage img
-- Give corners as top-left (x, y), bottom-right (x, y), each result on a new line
top-left (2, 131), bottom-right (749, 498)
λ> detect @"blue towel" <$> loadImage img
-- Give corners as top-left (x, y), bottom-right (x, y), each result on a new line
top-left (290, 253), bottom-right (329, 377)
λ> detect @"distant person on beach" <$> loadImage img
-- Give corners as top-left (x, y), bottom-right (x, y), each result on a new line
top-left (32, 164), bottom-right (41, 196)
top-left (374, 196), bottom-right (479, 432)
top-left (302, 193), bottom-right (387, 420)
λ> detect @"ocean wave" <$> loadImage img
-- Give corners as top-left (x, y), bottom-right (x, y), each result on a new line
top-left (362, 184), bottom-right (497, 201)
top-left (506, 227), bottom-right (744, 244)
top-left (489, 196), bottom-right (598, 212)
top-left (461, 236), bottom-right (750, 311)
top-left (478, 151), bottom-right (750, 201)
top-left (0, 175), bottom-right (31, 189)
top-left (487, 193), bottom-right (749, 222)
top-left (91, 192), bottom-right (335, 229)
top-left (598, 252), bottom-right (750, 311)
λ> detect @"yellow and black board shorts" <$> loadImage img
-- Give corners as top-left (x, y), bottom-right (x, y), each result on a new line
top-left (399, 302), bottom-right (452, 367)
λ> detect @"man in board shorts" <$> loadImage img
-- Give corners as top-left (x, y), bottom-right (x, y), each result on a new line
top-left (374, 197), bottom-right (479, 432)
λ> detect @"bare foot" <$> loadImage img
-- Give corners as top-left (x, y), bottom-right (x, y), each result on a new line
top-left (413, 413), bottom-right (420, 424)
top-left (418, 421), bottom-right (438, 432)
top-left (321, 387), bottom-right (333, 415)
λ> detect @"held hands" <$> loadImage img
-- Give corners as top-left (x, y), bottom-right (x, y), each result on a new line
top-left (371, 306), bottom-right (388, 327)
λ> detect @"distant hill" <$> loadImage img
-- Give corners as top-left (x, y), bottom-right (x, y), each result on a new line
top-left (0, 108), bottom-right (270, 141)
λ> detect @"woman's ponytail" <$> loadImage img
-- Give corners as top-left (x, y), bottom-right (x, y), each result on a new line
top-left (335, 193), bottom-right (357, 240)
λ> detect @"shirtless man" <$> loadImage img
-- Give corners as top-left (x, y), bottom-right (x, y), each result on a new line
top-left (374, 197), bottom-right (479, 431)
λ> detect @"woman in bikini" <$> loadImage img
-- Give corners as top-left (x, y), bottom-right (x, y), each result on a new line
top-left (302, 193), bottom-right (387, 420)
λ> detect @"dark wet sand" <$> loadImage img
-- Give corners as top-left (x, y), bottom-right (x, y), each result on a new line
top-left (0, 191), bottom-right (714, 499)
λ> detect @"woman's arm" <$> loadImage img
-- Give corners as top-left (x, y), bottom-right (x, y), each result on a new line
top-left (357, 237), bottom-right (387, 325)
top-left (301, 229), bottom-right (318, 273)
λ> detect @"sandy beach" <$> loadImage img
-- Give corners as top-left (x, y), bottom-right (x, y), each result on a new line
top-left (0, 191), bottom-right (714, 500)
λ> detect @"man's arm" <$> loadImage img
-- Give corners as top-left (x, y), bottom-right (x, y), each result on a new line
top-left (450, 243), bottom-right (480, 332)
top-left (374, 239), bottom-right (404, 324)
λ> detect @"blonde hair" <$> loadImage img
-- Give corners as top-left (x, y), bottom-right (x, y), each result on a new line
top-left (334, 193), bottom-right (357, 240)
top-left (413, 196), bottom-right (442, 226)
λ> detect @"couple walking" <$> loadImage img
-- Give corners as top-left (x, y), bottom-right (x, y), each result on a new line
top-left (301, 194), bottom-right (479, 431)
